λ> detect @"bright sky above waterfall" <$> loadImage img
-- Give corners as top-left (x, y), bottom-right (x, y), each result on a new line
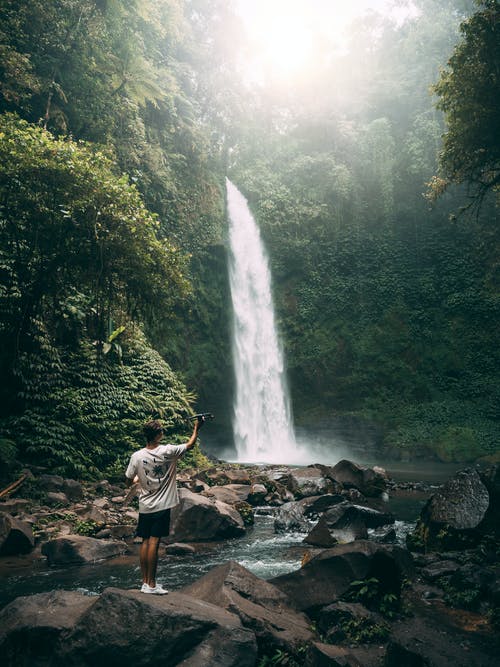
top-left (235, 0), bottom-right (418, 81)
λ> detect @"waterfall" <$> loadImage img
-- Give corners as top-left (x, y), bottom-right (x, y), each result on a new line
top-left (226, 179), bottom-right (307, 464)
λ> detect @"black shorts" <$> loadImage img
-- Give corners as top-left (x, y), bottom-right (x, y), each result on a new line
top-left (136, 509), bottom-right (171, 539)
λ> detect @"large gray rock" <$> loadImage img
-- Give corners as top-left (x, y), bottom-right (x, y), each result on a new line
top-left (182, 560), bottom-right (314, 655)
top-left (288, 467), bottom-right (338, 498)
top-left (0, 590), bottom-right (96, 667)
top-left (409, 468), bottom-right (493, 551)
top-left (41, 534), bottom-right (127, 566)
top-left (271, 540), bottom-right (414, 614)
top-left (60, 587), bottom-right (257, 667)
top-left (202, 484), bottom-right (251, 505)
top-left (324, 460), bottom-right (388, 497)
top-left (0, 513), bottom-right (34, 556)
top-left (170, 488), bottom-right (245, 542)
top-left (274, 500), bottom-right (312, 533)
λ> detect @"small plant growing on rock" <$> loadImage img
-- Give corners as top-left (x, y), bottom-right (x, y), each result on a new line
top-left (75, 519), bottom-right (101, 536)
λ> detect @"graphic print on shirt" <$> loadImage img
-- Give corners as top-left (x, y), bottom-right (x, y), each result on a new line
top-left (141, 456), bottom-right (166, 488)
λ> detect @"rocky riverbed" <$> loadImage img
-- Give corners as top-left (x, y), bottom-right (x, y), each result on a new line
top-left (1, 460), bottom-right (499, 666)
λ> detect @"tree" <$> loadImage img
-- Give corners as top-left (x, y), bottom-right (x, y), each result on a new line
top-left (431, 0), bottom-right (500, 204)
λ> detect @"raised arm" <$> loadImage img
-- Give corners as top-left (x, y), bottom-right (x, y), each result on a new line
top-left (185, 416), bottom-right (204, 450)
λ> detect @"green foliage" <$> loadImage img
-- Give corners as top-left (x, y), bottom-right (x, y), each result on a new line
top-left (74, 519), bottom-right (101, 536)
top-left (432, 0), bottom-right (500, 204)
top-left (435, 426), bottom-right (484, 462)
top-left (257, 645), bottom-right (307, 667)
top-left (0, 438), bottom-right (19, 480)
top-left (329, 617), bottom-right (390, 645)
top-left (437, 576), bottom-right (482, 611)
top-left (343, 578), bottom-right (401, 618)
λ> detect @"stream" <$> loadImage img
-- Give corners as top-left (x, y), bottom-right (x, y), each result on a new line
top-left (0, 462), bottom-right (453, 610)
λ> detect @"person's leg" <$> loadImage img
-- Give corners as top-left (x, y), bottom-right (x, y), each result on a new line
top-left (146, 536), bottom-right (161, 587)
top-left (140, 538), bottom-right (150, 584)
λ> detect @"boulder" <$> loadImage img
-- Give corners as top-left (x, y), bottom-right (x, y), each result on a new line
top-left (170, 488), bottom-right (245, 542)
top-left (322, 503), bottom-right (369, 542)
top-left (41, 534), bottom-right (127, 566)
top-left (62, 479), bottom-right (84, 502)
top-left (182, 560), bottom-right (314, 655)
top-left (274, 500), bottom-right (312, 533)
top-left (59, 587), bottom-right (257, 667)
top-left (303, 494), bottom-right (345, 518)
top-left (202, 484), bottom-right (251, 505)
top-left (247, 483), bottom-right (268, 505)
top-left (410, 468), bottom-right (492, 550)
top-left (0, 513), bottom-right (34, 556)
top-left (316, 601), bottom-right (382, 642)
top-left (325, 460), bottom-right (388, 497)
top-left (0, 590), bottom-right (97, 667)
top-left (288, 467), bottom-right (338, 498)
top-left (46, 491), bottom-right (70, 506)
top-left (271, 540), bottom-right (414, 614)
top-left (303, 516), bottom-right (338, 548)
top-left (38, 474), bottom-right (64, 493)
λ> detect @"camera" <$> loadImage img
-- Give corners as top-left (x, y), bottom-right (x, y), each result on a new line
top-left (188, 412), bottom-right (214, 421)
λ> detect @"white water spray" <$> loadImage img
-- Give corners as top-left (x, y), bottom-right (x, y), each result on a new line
top-left (226, 179), bottom-right (307, 464)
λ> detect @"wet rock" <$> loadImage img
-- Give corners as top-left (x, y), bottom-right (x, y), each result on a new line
top-left (170, 488), bottom-right (245, 542)
top-left (289, 467), bottom-right (337, 498)
top-left (247, 483), bottom-right (268, 505)
top-left (41, 534), bottom-right (127, 566)
top-left (59, 587), bottom-right (257, 667)
top-left (303, 516), bottom-right (338, 548)
top-left (182, 560), bottom-right (314, 655)
top-left (274, 500), bottom-right (312, 533)
top-left (370, 527), bottom-right (397, 544)
top-left (410, 468), bottom-right (492, 551)
top-left (165, 542), bottom-right (196, 555)
top-left (0, 513), bottom-right (34, 556)
top-left (0, 590), bottom-right (97, 666)
top-left (271, 540), bottom-right (414, 614)
top-left (303, 494), bottom-right (345, 518)
top-left (326, 460), bottom-right (388, 497)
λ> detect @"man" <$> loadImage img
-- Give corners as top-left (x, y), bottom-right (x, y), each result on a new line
top-left (125, 417), bottom-right (203, 594)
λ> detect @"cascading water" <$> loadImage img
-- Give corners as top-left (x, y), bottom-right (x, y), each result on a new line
top-left (226, 178), bottom-right (307, 464)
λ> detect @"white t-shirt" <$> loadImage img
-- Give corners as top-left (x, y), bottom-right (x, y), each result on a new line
top-left (125, 443), bottom-right (188, 513)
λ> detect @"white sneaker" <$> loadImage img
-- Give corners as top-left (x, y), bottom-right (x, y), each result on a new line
top-left (141, 583), bottom-right (168, 595)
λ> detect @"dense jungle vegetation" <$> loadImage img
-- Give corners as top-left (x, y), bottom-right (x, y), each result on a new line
top-left (0, 0), bottom-right (498, 477)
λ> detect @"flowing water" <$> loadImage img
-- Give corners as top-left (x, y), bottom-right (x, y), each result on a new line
top-left (226, 179), bottom-right (307, 464)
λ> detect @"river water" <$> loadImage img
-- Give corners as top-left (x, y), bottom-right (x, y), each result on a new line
top-left (0, 461), bottom-right (453, 610)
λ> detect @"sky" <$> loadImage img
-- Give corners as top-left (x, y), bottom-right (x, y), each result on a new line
top-left (234, 0), bottom-right (418, 82)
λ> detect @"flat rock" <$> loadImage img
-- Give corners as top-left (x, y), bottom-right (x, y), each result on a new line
top-left (41, 534), bottom-right (127, 566)
top-left (202, 484), bottom-right (251, 505)
top-left (182, 560), bottom-right (314, 654)
top-left (59, 587), bottom-right (257, 667)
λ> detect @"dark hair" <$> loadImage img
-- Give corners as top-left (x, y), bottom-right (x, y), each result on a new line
top-left (143, 419), bottom-right (163, 444)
